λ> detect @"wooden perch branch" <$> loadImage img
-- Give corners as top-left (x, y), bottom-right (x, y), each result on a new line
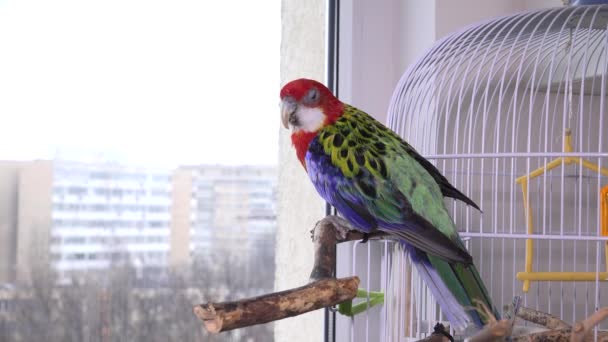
top-left (425, 305), bottom-right (608, 342)
top-left (309, 216), bottom-right (390, 280)
top-left (316, 215), bottom-right (391, 244)
top-left (309, 218), bottom-right (339, 280)
top-left (571, 307), bottom-right (608, 342)
top-left (193, 277), bottom-right (359, 333)
top-left (512, 306), bottom-right (608, 342)
top-left (193, 216), bottom-right (366, 334)
top-left (516, 305), bottom-right (570, 329)
top-left (513, 329), bottom-right (573, 342)
top-left (467, 319), bottom-right (514, 342)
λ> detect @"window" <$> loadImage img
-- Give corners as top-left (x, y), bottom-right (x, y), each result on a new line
top-left (0, 1), bottom-right (278, 341)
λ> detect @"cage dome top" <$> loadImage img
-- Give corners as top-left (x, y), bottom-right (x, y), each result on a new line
top-left (388, 4), bottom-right (608, 157)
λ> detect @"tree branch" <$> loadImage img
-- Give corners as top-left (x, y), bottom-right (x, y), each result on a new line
top-left (516, 306), bottom-right (570, 329)
top-left (309, 218), bottom-right (338, 280)
top-left (193, 216), bottom-right (367, 334)
top-left (512, 328), bottom-right (573, 342)
top-left (570, 307), bottom-right (608, 342)
top-left (193, 277), bottom-right (359, 333)
top-left (513, 306), bottom-right (608, 342)
top-left (308, 216), bottom-right (391, 280)
top-left (467, 319), bottom-right (514, 342)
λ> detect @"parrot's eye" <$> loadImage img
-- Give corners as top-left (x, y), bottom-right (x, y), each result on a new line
top-left (303, 88), bottom-right (320, 105)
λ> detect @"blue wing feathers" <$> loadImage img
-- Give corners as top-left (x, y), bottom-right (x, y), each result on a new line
top-left (305, 135), bottom-right (498, 329)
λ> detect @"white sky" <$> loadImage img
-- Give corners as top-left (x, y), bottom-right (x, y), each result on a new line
top-left (0, 0), bottom-right (280, 167)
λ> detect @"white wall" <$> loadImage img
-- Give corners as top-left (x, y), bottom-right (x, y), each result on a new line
top-left (434, 0), bottom-right (559, 39)
top-left (339, 0), bottom-right (563, 125)
top-left (275, 1), bottom-right (326, 341)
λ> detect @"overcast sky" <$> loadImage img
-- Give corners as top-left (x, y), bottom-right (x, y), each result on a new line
top-left (0, 0), bottom-right (280, 167)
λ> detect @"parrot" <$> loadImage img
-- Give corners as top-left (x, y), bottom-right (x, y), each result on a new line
top-left (280, 78), bottom-right (499, 330)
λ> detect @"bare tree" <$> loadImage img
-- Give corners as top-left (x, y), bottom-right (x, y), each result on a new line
top-left (4, 234), bottom-right (276, 342)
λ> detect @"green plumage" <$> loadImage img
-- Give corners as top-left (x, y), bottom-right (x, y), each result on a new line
top-left (315, 104), bottom-right (473, 261)
top-left (308, 104), bottom-right (498, 327)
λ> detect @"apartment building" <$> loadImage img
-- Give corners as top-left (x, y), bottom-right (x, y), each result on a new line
top-left (49, 162), bottom-right (172, 278)
top-left (0, 160), bottom-right (172, 282)
top-left (0, 161), bottom-right (277, 283)
top-left (170, 165), bottom-right (277, 267)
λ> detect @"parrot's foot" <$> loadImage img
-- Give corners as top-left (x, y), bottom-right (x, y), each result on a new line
top-left (337, 288), bottom-right (384, 317)
top-left (471, 299), bottom-right (498, 325)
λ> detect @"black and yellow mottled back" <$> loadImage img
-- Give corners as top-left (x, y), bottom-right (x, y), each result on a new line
top-left (306, 104), bottom-right (480, 263)
top-left (317, 105), bottom-right (393, 178)
top-left (316, 104), bottom-right (480, 208)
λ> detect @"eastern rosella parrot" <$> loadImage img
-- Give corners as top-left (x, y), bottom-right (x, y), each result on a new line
top-left (280, 78), bottom-right (499, 330)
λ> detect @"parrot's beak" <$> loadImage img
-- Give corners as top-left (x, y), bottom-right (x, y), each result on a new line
top-left (281, 98), bottom-right (297, 129)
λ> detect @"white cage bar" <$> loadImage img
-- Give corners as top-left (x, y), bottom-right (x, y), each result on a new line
top-left (346, 4), bottom-right (608, 341)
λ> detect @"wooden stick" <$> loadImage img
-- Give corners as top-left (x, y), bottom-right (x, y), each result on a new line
top-left (514, 306), bottom-right (608, 342)
top-left (570, 307), bottom-right (608, 342)
top-left (309, 218), bottom-right (338, 280)
top-left (512, 328), bottom-right (572, 342)
top-left (311, 215), bottom-right (390, 243)
top-left (513, 328), bottom-right (608, 342)
top-left (468, 319), bottom-right (513, 342)
top-left (310, 215), bottom-right (390, 280)
top-left (516, 306), bottom-right (570, 329)
top-left (194, 215), bottom-right (369, 334)
top-left (193, 277), bottom-right (359, 333)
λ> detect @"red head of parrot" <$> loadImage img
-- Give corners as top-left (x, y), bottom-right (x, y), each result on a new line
top-left (280, 78), bottom-right (344, 168)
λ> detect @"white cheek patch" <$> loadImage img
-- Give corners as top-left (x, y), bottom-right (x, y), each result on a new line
top-left (294, 106), bottom-right (325, 132)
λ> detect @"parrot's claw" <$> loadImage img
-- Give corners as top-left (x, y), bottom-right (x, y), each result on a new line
top-left (361, 233), bottom-right (370, 243)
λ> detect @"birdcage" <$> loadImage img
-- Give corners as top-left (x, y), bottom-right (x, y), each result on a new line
top-left (345, 3), bottom-right (608, 341)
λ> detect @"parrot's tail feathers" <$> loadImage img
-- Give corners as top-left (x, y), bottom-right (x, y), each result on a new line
top-left (409, 250), bottom-right (470, 330)
top-left (405, 243), bottom-right (499, 331)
